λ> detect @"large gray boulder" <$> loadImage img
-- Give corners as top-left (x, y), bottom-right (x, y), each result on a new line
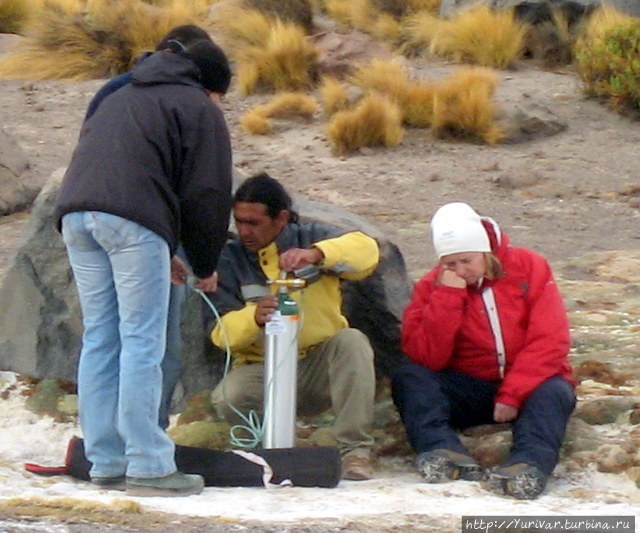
top-left (0, 126), bottom-right (36, 216)
top-left (0, 169), bottom-right (412, 406)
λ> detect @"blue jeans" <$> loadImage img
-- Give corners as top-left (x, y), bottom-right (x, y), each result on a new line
top-left (392, 364), bottom-right (576, 475)
top-left (62, 211), bottom-right (176, 479)
top-left (160, 282), bottom-right (186, 429)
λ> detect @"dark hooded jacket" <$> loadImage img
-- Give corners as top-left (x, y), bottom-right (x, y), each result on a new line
top-left (55, 52), bottom-right (232, 278)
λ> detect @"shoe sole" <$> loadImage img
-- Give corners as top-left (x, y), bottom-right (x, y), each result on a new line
top-left (487, 474), bottom-right (546, 500)
top-left (92, 482), bottom-right (126, 491)
top-left (418, 456), bottom-right (485, 483)
top-left (91, 478), bottom-right (126, 491)
top-left (342, 470), bottom-right (373, 481)
top-left (126, 484), bottom-right (204, 497)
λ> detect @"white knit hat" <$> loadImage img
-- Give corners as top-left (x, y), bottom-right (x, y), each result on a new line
top-left (431, 202), bottom-right (491, 259)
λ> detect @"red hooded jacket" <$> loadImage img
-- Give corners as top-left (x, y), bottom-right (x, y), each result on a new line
top-left (402, 219), bottom-right (574, 409)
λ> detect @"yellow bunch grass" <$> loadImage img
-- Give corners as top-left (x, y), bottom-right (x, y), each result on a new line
top-left (241, 107), bottom-right (273, 134)
top-left (349, 0), bottom-right (378, 29)
top-left (406, 0), bottom-right (441, 14)
top-left (214, 4), bottom-right (274, 48)
top-left (262, 92), bottom-right (318, 118)
top-left (399, 10), bottom-right (440, 57)
top-left (237, 20), bottom-right (318, 94)
top-left (327, 92), bottom-right (404, 155)
top-left (0, 0), bottom-right (206, 80)
top-left (349, 58), bottom-right (435, 127)
top-left (0, 0), bottom-right (40, 34)
top-left (349, 58), bottom-right (410, 100)
top-left (370, 13), bottom-right (402, 42)
top-left (324, 0), bottom-right (353, 28)
top-left (319, 76), bottom-right (350, 115)
top-left (325, 0), bottom-right (376, 30)
top-left (87, 0), bottom-right (208, 61)
top-left (429, 5), bottom-right (527, 68)
top-left (402, 81), bottom-right (436, 127)
top-left (244, 0), bottom-right (314, 33)
top-left (241, 92), bottom-right (318, 134)
top-left (431, 66), bottom-right (504, 144)
top-left (309, 0), bottom-right (327, 13)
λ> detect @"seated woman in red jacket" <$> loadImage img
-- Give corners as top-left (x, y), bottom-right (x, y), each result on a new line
top-left (392, 202), bottom-right (575, 500)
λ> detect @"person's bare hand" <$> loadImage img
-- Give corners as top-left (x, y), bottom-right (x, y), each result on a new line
top-left (440, 269), bottom-right (467, 288)
top-left (279, 247), bottom-right (323, 273)
top-left (255, 295), bottom-right (278, 326)
top-left (193, 271), bottom-right (218, 292)
top-left (494, 402), bottom-right (518, 423)
top-left (170, 256), bottom-right (189, 285)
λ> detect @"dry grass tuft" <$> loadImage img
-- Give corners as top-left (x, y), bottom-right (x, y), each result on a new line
top-left (402, 81), bottom-right (436, 127)
top-left (0, 0), bottom-right (207, 80)
top-left (241, 107), bottom-right (273, 134)
top-left (406, 0), bottom-right (441, 14)
top-left (241, 92), bottom-right (318, 134)
top-left (348, 58), bottom-right (435, 127)
top-left (319, 76), bottom-right (351, 115)
top-left (236, 20), bottom-right (318, 94)
top-left (399, 10), bottom-right (440, 57)
top-left (431, 66), bottom-right (504, 144)
top-left (0, 0), bottom-right (40, 34)
top-left (244, 0), bottom-right (314, 32)
top-left (214, 4), bottom-right (274, 47)
top-left (2, 496), bottom-right (143, 520)
top-left (327, 92), bottom-right (404, 155)
top-left (371, 0), bottom-right (406, 18)
top-left (429, 5), bottom-right (527, 68)
top-left (370, 12), bottom-right (402, 41)
top-left (325, 0), bottom-right (377, 30)
top-left (262, 91), bottom-right (319, 118)
top-left (349, 58), bottom-right (410, 100)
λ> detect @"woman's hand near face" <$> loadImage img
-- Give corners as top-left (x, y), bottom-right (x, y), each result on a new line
top-left (439, 268), bottom-right (467, 288)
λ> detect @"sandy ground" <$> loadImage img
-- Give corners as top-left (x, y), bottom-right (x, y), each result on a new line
top-left (2, 59), bottom-right (640, 279)
top-left (1, 56), bottom-right (640, 532)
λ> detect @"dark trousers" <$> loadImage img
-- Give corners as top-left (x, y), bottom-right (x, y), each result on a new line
top-left (391, 364), bottom-right (576, 475)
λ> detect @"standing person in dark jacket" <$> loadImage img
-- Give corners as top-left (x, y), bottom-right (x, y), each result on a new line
top-left (55, 39), bottom-right (233, 497)
top-left (84, 25), bottom-right (213, 121)
top-left (392, 202), bottom-right (575, 500)
top-left (83, 25), bottom-right (218, 430)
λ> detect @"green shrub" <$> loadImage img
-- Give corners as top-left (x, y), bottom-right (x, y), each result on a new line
top-left (575, 18), bottom-right (640, 115)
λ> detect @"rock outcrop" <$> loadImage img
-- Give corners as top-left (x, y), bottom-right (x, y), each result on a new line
top-left (0, 126), bottom-right (36, 216)
top-left (0, 168), bottom-right (412, 407)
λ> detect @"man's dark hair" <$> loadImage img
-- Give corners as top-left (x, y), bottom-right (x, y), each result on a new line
top-left (155, 24), bottom-right (212, 52)
top-left (234, 172), bottom-right (299, 223)
top-left (178, 39), bottom-right (232, 94)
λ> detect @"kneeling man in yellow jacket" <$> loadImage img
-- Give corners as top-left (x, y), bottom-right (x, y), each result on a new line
top-left (203, 172), bottom-right (379, 481)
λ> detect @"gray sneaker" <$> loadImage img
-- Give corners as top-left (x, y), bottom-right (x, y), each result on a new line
top-left (91, 476), bottom-right (126, 491)
top-left (126, 471), bottom-right (204, 497)
top-left (415, 449), bottom-right (485, 483)
top-left (486, 463), bottom-right (547, 500)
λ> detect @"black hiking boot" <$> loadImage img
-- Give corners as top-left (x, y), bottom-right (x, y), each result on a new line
top-left (486, 462), bottom-right (547, 500)
top-left (415, 449), bottom-right (485, 483)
